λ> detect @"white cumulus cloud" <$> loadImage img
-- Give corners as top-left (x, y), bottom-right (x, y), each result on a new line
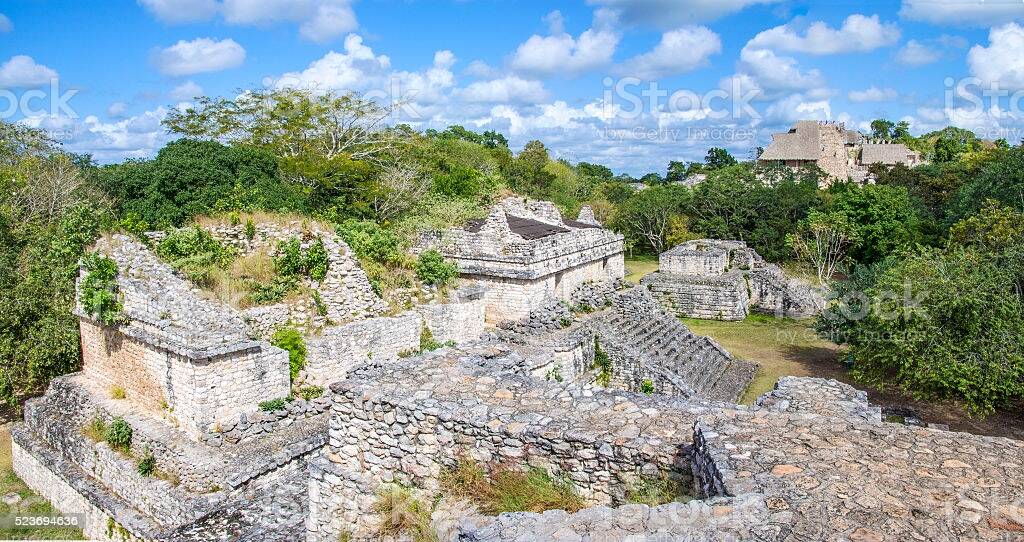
top-left (900, 0), bottom-right (1024, 26)
top-left (107, 102), bottom-right (128, 118)
top-left (616, 26), bottom-right (721, 79)
top-left (848, 86), bottom-right (898, 102)
top-left (457, 76), bottom-right (548, 104)
top-left (138, 0), bottom-right (357, 42)
top-left (509, 11), bottom-right (619, 77)
top-left (170, 80), bottom-right (204, 101)
top-left (968, 23), bottom-right (1024, 90)
top-left (273, 34), bottom-right (392, 91)
top-left (895, 40), bottom-right (941, 66)
top-left (748, 14), bottom-right (900, 55)
top-left (153, 38), bottom-right (246, 76)
top-left (0, 55), bottom-right (59, 88)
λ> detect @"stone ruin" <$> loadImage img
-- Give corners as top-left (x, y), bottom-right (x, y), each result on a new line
top-left (10, 213), bottom-right (1024, 542)
top-left (642, 239), bottom-right (824, 321)
top-left (420, 197), bottom-right (625, 324)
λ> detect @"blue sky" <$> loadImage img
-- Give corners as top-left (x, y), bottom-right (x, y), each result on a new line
top-left (2, 0), bottom-right (1023, 174)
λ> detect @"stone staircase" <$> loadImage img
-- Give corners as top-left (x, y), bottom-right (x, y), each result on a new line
top-left (589, 288), bottom-right (758, 403)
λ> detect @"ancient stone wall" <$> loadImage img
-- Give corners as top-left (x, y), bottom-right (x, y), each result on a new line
top-left (306, 346), bottom-right (719, 541)
top-left (817, 121), bottom-right (850, 181)
top-left (300, 312), bottom-right (422, 389)
top-left (415, 287), bottom-right (487, 345)
top-left (642, 272), bottom-right (750, 321)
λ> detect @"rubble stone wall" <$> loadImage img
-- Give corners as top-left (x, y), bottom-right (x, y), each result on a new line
top-left (307, 348), bottom-right (709, 541)
top-left (301, 312), bottom-right (422, 388)
top-left (642, 272), bottom-right (749, 321)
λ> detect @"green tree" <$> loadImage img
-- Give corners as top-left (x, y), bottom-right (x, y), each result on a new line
top-left (703, 147), bottom-right (737, 170)
top-left (614, 185), bottom-right (691, 253)
top-left (827, 183), bottom-right (920, 265)
top-left (870, 119), bottom-right (894, 139)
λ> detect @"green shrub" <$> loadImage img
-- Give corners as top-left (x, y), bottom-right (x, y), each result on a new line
top-left (545, 365), bottom-right (563, 383)
top-left (274, 238), bottom-right (305, 277)
top-left (104, 417), bottom-right (132, 451)
top-left (259, 397), bottom-right (291, 411)
top-left (306, 239), bottom-right (329, 281)
top-left (137, 449), bottom-right (156, 476)
top-left (300, 385), bottom-right (324, 400)
top-left (248, 276), bottom-right (298, 305)
top-left (79, 252), bottom-right (126, 325)
top-left (415, 250), bottom-right (458, 286)
top-left (640, 379), bottom-right (654, 394)
top-left (336, 220), bottom-right (406, 267)
top-left (271, 327), bottom-right (307, 382)
top-left (244, 218), bottom-right (256, 240)
top-left (156, 226), bottom-right (233, 285)
top-left (84, 416), bottom-right (106, 442)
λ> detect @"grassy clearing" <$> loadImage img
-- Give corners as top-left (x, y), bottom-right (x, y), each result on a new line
top-left (682, 315), bottom-right (1024, 439)
top-left (0, 425), bottom-right (84, 540)
top-left (439, 459), bottom-right (585, 515)
top-left (624, 255), bottom-right (659, 284)
top-left (682, 314), bottom-right (839, 405)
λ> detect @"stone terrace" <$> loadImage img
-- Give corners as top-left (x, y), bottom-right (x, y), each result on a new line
top-left (450, 376), bottom-right (1024, 541)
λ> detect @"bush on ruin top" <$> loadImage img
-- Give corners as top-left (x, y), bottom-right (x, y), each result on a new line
top-left (156, 226), bottom-right (234, 285)
top-left (79, 252), bottom-right (126, 325)
top-left (415, 250), bottom-right (458, 287)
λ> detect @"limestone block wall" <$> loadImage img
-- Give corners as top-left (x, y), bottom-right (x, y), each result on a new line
top-left (466, 274), bottom-right (553, 323)
top-left (416, 295), bottom-right (486, 345)
top-left (660, 247), bottom-right (729, 276)
top-left (642, 272), bottom-right (749, 321)
top-left (300, 312), bottom-right (421, 388)
top-left (79, 318), bottom-right (291, 437)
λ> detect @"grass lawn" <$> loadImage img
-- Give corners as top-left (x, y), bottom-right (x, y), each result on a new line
top-left (683, 314), bottom-right (839, 404)
top-left (0, 425), bottom-right (84, 540)
top-left (624, 255), bottom-right (659, 284)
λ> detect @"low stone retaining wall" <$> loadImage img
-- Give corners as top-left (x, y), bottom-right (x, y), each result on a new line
top-left (416, 288), bottom-right (487, 345)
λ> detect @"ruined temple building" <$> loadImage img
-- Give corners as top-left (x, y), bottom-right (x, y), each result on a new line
top-left (11, 213), bottom-right (1024, 542)
top-left (758, 120), bottom-right (924, 185)
top-left (643, 239), bottom-right (823, 320)
top-left (421, 197), bottom-right (625, 323)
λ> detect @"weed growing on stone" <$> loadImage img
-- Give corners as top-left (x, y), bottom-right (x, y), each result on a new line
top-left (137, 449), bottom-right (155, 476)
top-left (439, 458), bottom-right (585, 515)
top-left (641, 379), bottom-right (655, 394)
top-left (259, 397), bottom-right (291, 412)
top-left (300, 386), bottom-right (324, 400)
top-left (593, 338), bottom-right (612, 387)
top-left (104, 417), bottom-right (132, 451)
top-left (626, 474), bottom-right (692, 506)
top-left (110, 385), bottom-right (126, 400)
top-left (83, 416), bottom-right (106, 442)
top-left (373, 484), bottom-right (438, 542)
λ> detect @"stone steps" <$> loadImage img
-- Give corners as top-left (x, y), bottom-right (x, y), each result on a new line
top-left (591, 288), bottom-right (756, 402)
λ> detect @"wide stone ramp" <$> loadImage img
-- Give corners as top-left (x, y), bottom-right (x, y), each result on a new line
top-left (592, 288), bottom-right (757, 403)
